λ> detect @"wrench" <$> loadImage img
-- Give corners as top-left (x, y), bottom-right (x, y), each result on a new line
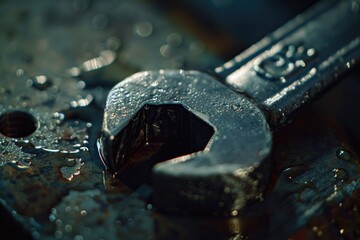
top-left (99, 0), bottom-right (360, 215)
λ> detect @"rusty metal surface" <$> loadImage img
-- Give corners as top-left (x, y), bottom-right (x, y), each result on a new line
top-left (0, 0), bottom-right (360, 239)
top-left (0, 0), bottom-right (219, 239)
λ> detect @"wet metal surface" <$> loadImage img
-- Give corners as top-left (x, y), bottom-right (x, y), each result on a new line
top-left (219, 0), bottom-right (360, 126)
top-left (100, 0), bottom-right (360, 217)
top-left (0, 0), bottom-right (219, 239)
top-left (1, 0), bottom-right (360, 239)
top-left (100, 70), bottom-right (271, 215)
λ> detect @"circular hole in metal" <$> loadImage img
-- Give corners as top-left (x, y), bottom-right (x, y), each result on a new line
top-left (0, 111), bottom-right (37, 138)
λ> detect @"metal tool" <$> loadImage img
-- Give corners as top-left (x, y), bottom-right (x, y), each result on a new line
top-left (99, 0), bottom-right (360, 215)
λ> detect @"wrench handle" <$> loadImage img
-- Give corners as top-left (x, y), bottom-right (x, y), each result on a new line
top-left (216, 0), bottom-right (360, 126)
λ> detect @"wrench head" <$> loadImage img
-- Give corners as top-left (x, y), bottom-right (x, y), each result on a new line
top-left (100, 70), bottom-right (272, 215)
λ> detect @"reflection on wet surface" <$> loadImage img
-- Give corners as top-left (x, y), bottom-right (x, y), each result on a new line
top-left (2, 0), bottom-right (360, 239)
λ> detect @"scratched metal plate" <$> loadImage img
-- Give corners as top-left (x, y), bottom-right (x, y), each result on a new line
top-left (1, 0), bottom-right (360, 239)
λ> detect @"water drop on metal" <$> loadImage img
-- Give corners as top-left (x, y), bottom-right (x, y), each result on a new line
top-left (134, 21), bottom-right (153, 38)
top-left (333, 168), bottom-right (349, 181)
top-left (92, 14), bottom-right (109, 30)
top-left (27, 75), bottom-right (52, 91)
top-left (336, 149), bottom-right (353, 161)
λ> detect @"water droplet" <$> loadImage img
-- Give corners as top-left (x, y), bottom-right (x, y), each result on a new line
top-left (160, 44), bottom-right (171, 58)
top-left (307, 48), bottom-right (316, 57)
top-left (92, 14), bottom-right (109, 30)
top-left (32, 231), bottom-right (40, 239)
top-left (333, 168), bottom-right (349, 181)
top-left (231, 103), bottom-right (242, 112)
top-left (49, 214), bottom-right (56, 222)
top-left (16, 68), bottom-right (24, 77)
top-left (295, 60), bottom-right (306, 67)
top-left (64, 224), bottom-right (73, 232)
top-left (77, 80), bottom-right (86, 89)
top-left (231, 210), bottom-right (238, 216)
top-left (166, 33), bottom-right (182, 47)
top-left (134, 21), bottom-right (153, 37)
top-left (42, 148), bottom-right (60, 153)
top-left (70, 95), bottom-right (93, 108)
top-left (14, 160), bottom-right (32, 169)
top-left (68, 67), bottom-right (81, 77)
top-left (80, 147), bottom-right (89, 152)
top-left (27, 75), bottom-right (52, 91)
top-left (60, 158), bottom-right (84, 181)
top-left (106, 37), bottom-right (121, 51)
top-left (336, 149), bottom-right (353, 161)
top-left (51, 208), bottom-right (57, 214)
top-left (312, 226), bottom-right (323, 237)
top-left (55, 230), bottom-right (63, 239)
